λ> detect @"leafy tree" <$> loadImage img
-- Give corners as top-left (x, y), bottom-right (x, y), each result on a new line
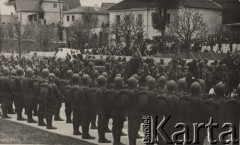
top-left (169, 9), bottom-right (208, 58)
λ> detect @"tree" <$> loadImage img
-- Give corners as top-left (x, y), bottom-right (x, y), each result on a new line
top-left (4, 0), bottom-right (16, 10)
top-left (169, 9), bottom-right (208, 58)
top-left (152, 0), bottom-right (178, 37)
top-left (68, 13), bottom-right (98, 50)
top-left (34, 24), bottom-right (55, 51)
top-left (110, 12), bottom-right (144, 53)
top-left (0, 23), bottom-right (5, 53)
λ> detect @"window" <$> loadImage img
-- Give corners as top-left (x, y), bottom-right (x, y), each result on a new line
top-left (166, 13), bottom-right (170, 24)
top-left (137, 14), bottom-right (143, 26)
top-left (125, 15), bottom-right (130, 23)
top-left (67, 16), bottom-right (69, 21)
top-left (53, 3), bottom-right (57, 8)
top-left (72, 15), bottom-right (75, 21)
top-left (116, 15), bottom-right (120, 24)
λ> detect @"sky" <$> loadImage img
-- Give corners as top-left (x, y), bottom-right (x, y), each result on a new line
top-left (0, 0), bottom-right (122, 14)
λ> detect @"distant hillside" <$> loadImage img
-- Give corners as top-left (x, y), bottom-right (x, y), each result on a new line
top-left (63, 0), bottom-right (81, 11)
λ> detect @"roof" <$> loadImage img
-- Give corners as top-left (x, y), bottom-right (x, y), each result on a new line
top-left (101, 3), bottom-right (116, 9)
top-left (63, 0), bottom-right (81, 11)
top-left (16, 0), bottom-right (41, 12)
top-left (0, 15), bottom-right (17, 23)
top-left (63, 6), bottom-right (109, 15)
top-left (108, 0), bottom-right (222, 11)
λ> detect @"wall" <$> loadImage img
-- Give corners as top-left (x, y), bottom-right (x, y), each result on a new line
top-left (41, 0), bottom-right (63, 24)
top-left (109, 7), bottom-right (222, 39)
top-left (63, 13), bottom-right (109, 28)
top-left (16, 11), bottom-right (38, 25)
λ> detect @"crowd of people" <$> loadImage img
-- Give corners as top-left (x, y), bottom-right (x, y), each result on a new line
top-left (0, 52), bottom-right (240, 145)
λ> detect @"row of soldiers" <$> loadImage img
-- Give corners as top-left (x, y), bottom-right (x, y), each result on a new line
top-left (0, 53), bottom-right (240, 145)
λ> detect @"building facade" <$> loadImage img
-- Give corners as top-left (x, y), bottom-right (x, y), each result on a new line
top-left (108, 0), bottom-right (223, 39)
top-left (15, 0), bottom-right (63, 25)
top-left (63, 6), bottom-right (109, 33)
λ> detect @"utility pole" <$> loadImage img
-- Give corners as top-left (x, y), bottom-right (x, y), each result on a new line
top-left (58, 0), bottom-right (63, 47)
top-left (18, 0), bottom-right (23, 59)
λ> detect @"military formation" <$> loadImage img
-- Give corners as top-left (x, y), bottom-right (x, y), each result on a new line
top-left (0, 52), bottom-right (240, 145)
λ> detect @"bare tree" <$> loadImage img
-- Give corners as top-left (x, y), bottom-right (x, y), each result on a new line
top-left (34, 24), bottom-right (55, 51)
top-left (0, 23), bottom-right (5, 53)
top-left (169, 9), bottom-right (208, 58)
top-left (4, 0), bottom-right (16, 10)
top-left (68, 13), bottom-right (98, 51)
top-left (110, 13), bottom-right (144, 53)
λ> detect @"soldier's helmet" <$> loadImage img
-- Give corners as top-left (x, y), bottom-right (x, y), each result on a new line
top-left (42, 69), bottom-right (50, 78)
top-left (177, 78), bottom-right (186, 90)
top-left (101, 72), bottom-right (109, 79)
top-left (116, 74), bottom-right (122, 78)
top-left (132, 74), bottom-right (140, 81)
top-left (214, 82), bottom-right (225, 96)
top-left (114, 77), bottom-right (123, 87)
top-left (147, 77), bottom-right (157, 88)
top-left (72, 74), bottom-right (80, 84)
top-left (17, 67), bottom-right (24, 76)
top-left (145, 75), bottom-right (152, 82)
top-left (26, 68), bottom-right (34, 77)
top-left (199, 79), bottom-right (206, 92)
top-left (166, 80), bottom-right (177, 92)
top-left (128, 77), bottom-right (138, 88)
top-left (97, 75), bottom-right (107, 86)
top-left (94, 70), bottom-right (100, 78)
top-left (82, 74), bottom-right (91, 85)
top-left (48, 73), bottom-right (55, 81)
top-left (2, 67), bottom-right (10, 75)
top-left (158, 76), bottom-right (168, 86)
top-left (190, 82), bottom-right (201, 95)
top-left (88, 62), bottom-right (94, 67)
top-left (66, 70), bottom-right (73, 78)
top-left (11, 69), bottom-right (17, 76)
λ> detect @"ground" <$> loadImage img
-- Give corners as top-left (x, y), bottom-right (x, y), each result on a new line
top-left (0, 119), bottom-right (94, 145)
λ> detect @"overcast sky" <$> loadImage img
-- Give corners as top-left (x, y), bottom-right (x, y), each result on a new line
top-left (0, 0), bottom-right (122, 14)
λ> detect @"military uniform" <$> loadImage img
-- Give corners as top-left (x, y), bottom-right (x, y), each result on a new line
top-left (0, 68), bottom-right (12, 119)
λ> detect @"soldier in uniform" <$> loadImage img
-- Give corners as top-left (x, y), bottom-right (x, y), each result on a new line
top-left (45, 73), bottom-right (62, 129)
top-left (64, 70), bottom-right (73, 123)
top-left (107, 77), bottom-right (126, 145)
top-left (204, 82), bottom-right (226, 145)
top-left (23, 68), bottom-right (37, 123)
top-left (127, 77), bottom-right (141, 145)
top-left (96, 75), bottom-right (111, 143)
top-left (177, 78), bottom-right (188, 97)
top-left (13, 68), bottom-right (26, 120)
top-left (0, 67), bottom-right (12, 119)
top-left (71, 74), bottom-right (82, 135)
top-left (81, 74), bottom-right (95, 139)
top-left (158, 76), bottom-right (167, 94)
top-left (38, 69), bottom-right (49, 126)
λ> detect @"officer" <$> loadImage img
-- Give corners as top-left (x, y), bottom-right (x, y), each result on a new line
top-left (23, 68), bottom-right (37, 123)
top-left (45, 73), bottom-right (61, 129)
top-left (13, 67), bottom-right (26, 121)
top-left (0, 67), bottom-right (12, 119)
top-left (38, 69), bottom-right (49, 126)
top-left (96, 75), bottom-right (111, 143)
top-left (8, 69), bottom-right (16, 114)
top-left (127, 77), bottom-right (141, 145)
top-left (81, 74), bottom-right (95, 139)
top-left (71, 74), bottom-right (82, 135)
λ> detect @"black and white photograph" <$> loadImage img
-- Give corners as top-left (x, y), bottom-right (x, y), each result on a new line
top-left (0, 0), bottom-right (240, 145)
